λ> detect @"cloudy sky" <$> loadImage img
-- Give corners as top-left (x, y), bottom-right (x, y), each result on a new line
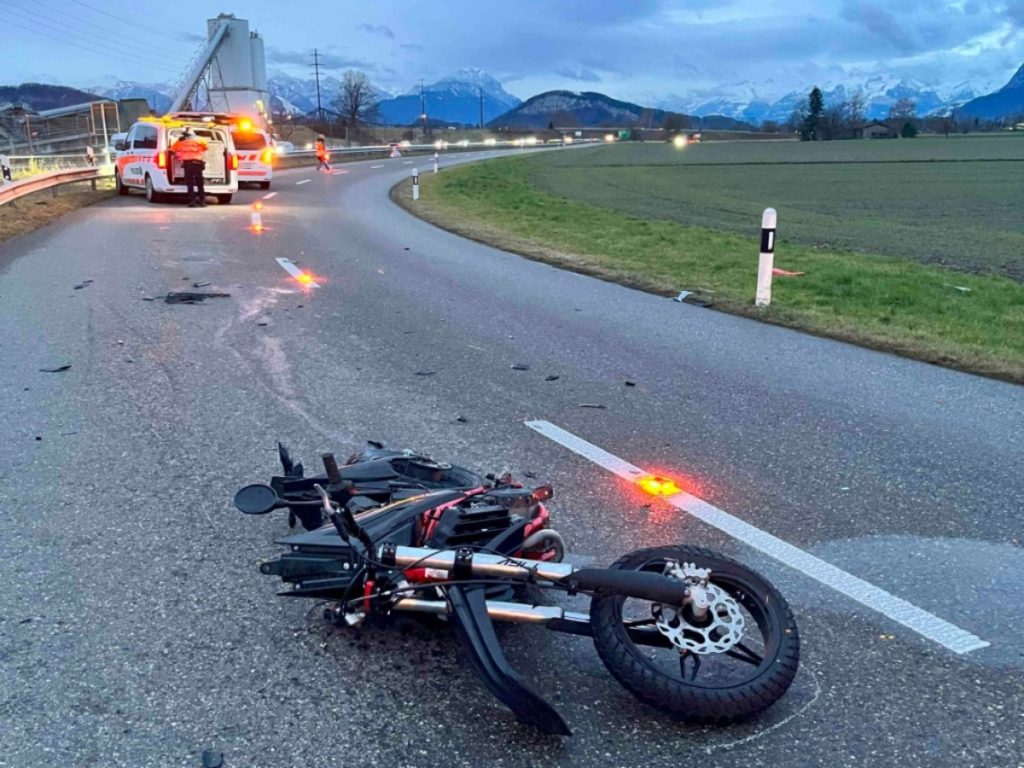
top-left (2, 0), bottom-right (1023, 100)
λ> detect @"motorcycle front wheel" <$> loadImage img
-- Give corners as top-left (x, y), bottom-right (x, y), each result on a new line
top-left (590, 545), bottom-right (799, 723)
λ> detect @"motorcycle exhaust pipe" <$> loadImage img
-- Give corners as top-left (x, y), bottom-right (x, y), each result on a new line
top-left (387, 545), bottom-right (575, 582)
top-left (394, 597), bottom-right (588, 625)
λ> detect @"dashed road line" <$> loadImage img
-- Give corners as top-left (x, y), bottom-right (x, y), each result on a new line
top-left (295, 179), bottom-right (311, 186)
top-left (275, 257), bottom-right (320, 288)
top-left (371, 165), bottom-right (384, 169)
top-left (524, 419), bottom-right (989, 655)
top-left (262, 192), bottom-right (278, 199)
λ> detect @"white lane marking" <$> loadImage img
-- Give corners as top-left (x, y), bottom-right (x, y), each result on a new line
top-left (402, 160), bottom-right (414, 165)
top-left (262, 192), bottom-right (278, 199)
top-left (275, 257), bottom-right (320, 288)
top-left (295, 179), bottom-right (311, 186)
top-left (524, 420), bottom-right (989, 655)
top-left (371, 164), bottom-right (384, 169)
top-left (329, 169), bottom-right (349, 175)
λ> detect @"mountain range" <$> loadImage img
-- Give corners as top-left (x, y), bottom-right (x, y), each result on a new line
top-left (958, 63), bottom-right (1024, 120)
top-left (5, 64), bottom-right (1023, 129)
top-left (658, 74), bottom-right (999, 124)
top-left (487, 90), bottom-right (751, 131)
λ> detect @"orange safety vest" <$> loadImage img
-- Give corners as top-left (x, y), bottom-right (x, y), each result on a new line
top-left (315, 140), bottom-right (328, 160)
top-left (171, 137), bottom-right (208, 162)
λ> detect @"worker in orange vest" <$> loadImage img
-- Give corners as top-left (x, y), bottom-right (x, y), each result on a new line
top-left (315, 134), bottom-right (331, 171)
top-left (170, 128), bottom-right (209, 207)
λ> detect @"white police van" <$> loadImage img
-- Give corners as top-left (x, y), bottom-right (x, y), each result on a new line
top-left (172, 112), bottom-right (274, 190)
top-left (114, 117), bottom-right (239, 204)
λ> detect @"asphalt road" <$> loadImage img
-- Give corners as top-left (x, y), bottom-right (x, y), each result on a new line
top-left (1, 148), bottom-right (1022, 768)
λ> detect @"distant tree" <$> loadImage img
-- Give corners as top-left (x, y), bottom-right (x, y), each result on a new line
top-left (845, 90), bottom-right (866, 138)
top-left (787, 97), bottom-right (809, 134)
top-left (800, 87), bottom-right (824, 140)
top-left (819, 103), bottom-right (846, 140)
top-left (888, 98), bottom-right (916, 121)
top-left (335, 70), bottom-right (379, 146)
top-left (900, 122), bottom-right (918, 138)
top-left (662, 112), bottom-right (691, 131)
top-left (547, 120), bottom-right (555, 130)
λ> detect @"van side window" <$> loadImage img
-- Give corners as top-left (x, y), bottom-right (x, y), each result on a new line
top-left (134, 126), bottom-right (158, 150)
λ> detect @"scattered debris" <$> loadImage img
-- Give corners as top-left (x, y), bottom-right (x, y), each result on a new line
top-left (403, 247), bottom-right (410, 251)
top-left (377, 268), bottom-right (385, 275)
top-left (579, 403), bottom-right (606, 409)
top-left (523, 471), bottom-right (537, 479)
top-left (415, 370), bottom-right (436, 376)
top-left (73, 280), bottom-right (93, 290)
top-left (34, 436), bottom-right (42, 441)
top-left (297, 304), bottom-right (304, 308)
top-left (624, 381), bottom-right (636, 387)
top-left (201, 750), bottom-right (224, 768)
top-left (673, 291), bottom-right (691, 302)
top-left (511, 363), bottom-right (530, 371)
top-left (191, 281), bottom-right (211, 288)
top-left (455, 416), bottom-right (468, 423)
top-left (164, 291), bottom-right (230, 304)
top-left (544, 374), bottom-right (560, 381)
top-left (943, 283), bottom-right (971, 293)
top-left (39, 364), bottom-right (71, 373)
top-left (256, 322), bottom-right (269, 327)
top-left (367, 440), bottom-right (384, 449)
top-left (18, 618), bottom-right (32, 624)
top-left (771, 268), bottom-right (805, 277)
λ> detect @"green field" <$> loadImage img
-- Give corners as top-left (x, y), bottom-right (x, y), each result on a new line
top-left (530, 136), bottom-right (1024, 280)
top-left (403, 136), bottom-right (1024, 382)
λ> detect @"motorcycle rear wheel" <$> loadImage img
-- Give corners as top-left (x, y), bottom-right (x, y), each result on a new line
top-left (590, 545), bottom-right (799, 723)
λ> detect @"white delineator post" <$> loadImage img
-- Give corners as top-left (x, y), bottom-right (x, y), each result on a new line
top-left (755, 208), bottom-right (777, 307)
top-left (433, 152), bottom-right (439, 173)
top-left (412, 167), bottom-right (420, 200)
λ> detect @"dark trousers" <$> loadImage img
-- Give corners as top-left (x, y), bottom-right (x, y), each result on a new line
top-left (183, 161), bottom-right (205, 203)
top-left (317, 157), bottom-right (331, 171)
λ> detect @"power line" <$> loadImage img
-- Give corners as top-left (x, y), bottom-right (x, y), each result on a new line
top-left (2, 0), bottom-right (188, 61)
top-left (68, 0), bottom-right (190, 38)
top-left (0, 10), bottom-right (182, 76)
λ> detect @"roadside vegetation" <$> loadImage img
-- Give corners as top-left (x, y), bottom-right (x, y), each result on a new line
top-left (0, 180), bottom-right (114, 247)
top-left (397, 140), bottom-right (1024, 382)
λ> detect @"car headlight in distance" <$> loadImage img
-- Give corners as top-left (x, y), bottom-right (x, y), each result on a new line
top-left (484, 138), bottom-right (497, 146)
top-left (673, 134), bottom-right (688, 148)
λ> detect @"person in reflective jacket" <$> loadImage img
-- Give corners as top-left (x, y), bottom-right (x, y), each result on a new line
top-left (170, 129), bottom-right (209, 207)
top-left (315, 134), bottom-right (331, 171)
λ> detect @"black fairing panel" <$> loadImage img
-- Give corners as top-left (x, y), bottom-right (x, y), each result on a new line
top-left (448, 585), bottom-right (571, 735)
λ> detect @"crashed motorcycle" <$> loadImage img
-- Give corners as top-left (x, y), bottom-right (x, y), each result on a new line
top-left (235, 444), bottom-right (800, 735)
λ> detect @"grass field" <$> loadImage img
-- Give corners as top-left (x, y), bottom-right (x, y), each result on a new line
top-left (401, 138), bottom-right (1024, 382)
top-left (530, 136), bottom-right (1024, 280)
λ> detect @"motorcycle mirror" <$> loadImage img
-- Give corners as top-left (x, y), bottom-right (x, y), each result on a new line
top-left (234, 483), bottom-right (280, 515)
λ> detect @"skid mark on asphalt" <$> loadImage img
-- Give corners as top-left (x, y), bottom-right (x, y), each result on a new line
top-left (526, 420), bottom-right (989, 655)
top-left (705, 667), bottom-right (822, 754)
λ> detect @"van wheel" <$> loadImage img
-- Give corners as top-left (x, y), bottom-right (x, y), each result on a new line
top-left (259, 181), bottom-right (270, 190)
top-left (216, 194), bottom-right (233, 205)
top-left (144, 175), bottom-right (161, 204)
top-left (115, 171), bottom-right (128, 196)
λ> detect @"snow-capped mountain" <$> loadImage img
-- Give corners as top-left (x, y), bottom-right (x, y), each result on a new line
top-left (91, 80), bottom-right (174, 113)
top-left (957, 63), bottom-right (1024, 120)
top-left (378, 69), bottom-right (520, 126)
top-left (661, 74), bottom-right (995, 124)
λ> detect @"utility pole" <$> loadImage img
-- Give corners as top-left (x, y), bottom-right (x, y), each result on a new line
top-left (312, 49), bottom-right (324, 124)
top-left (419, 79), bottom-right (427, 138)
top-left (479, 86), bottom-right (484, 129)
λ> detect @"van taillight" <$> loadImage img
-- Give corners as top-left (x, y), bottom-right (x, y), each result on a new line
top-left (157, 151), bottom-right (166, 169)
top-left (230, 153), bottom-right (239, 170)
top-left (261, 148), bottom-right (274, 164)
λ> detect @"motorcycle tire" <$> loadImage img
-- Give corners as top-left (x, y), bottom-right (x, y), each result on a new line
top-left (590, 545), bottom-right (799, 724)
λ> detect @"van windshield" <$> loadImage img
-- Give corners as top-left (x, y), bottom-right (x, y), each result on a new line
top-left (233, 133), bottom-right (268, 150)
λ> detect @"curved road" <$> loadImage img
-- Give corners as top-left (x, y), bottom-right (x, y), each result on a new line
top-left (0, 150), bottom-right (1021, 767)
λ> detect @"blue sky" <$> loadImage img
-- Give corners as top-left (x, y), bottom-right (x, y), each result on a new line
top-left (2, 0), bottom-right (1023, 100)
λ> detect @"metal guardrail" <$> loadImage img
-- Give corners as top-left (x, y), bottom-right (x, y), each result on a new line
top-left (0, 166), bottom-right (109, 207)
